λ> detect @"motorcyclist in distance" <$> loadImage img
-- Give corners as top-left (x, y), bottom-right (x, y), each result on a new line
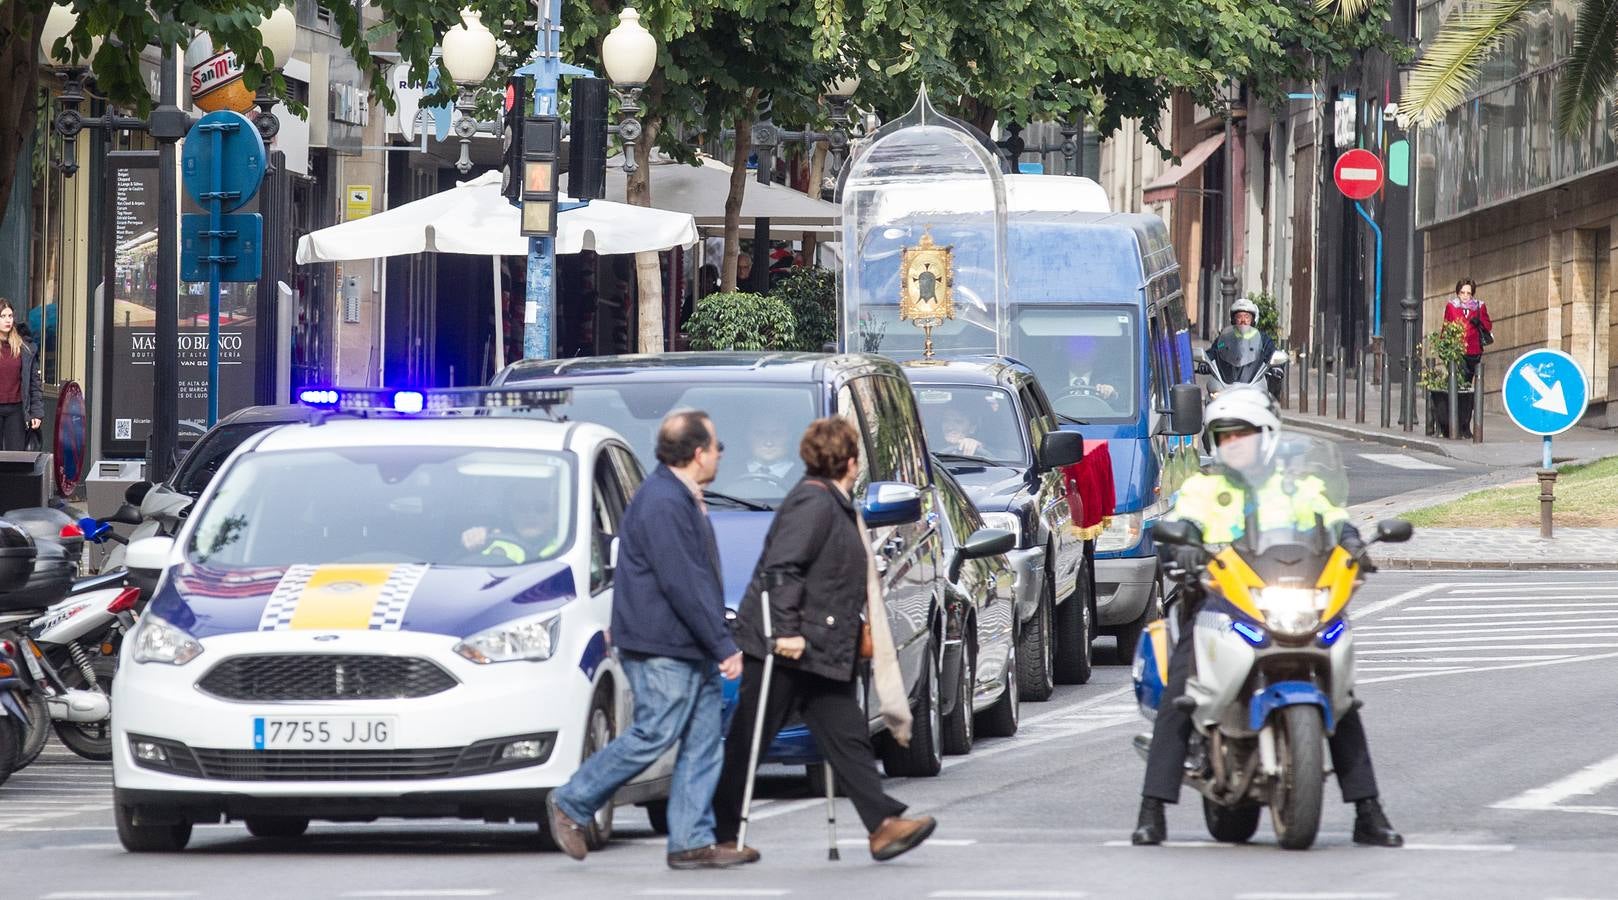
top-left (1131, 386), bottom-right (1402, 848)
top-left (1209, 298), bottom-right (1283, 399)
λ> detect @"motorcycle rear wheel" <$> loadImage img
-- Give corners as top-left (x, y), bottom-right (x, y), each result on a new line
top-left (1202, 797), bottom-right (1261, 843)
top-left (1270, 705), bottom-right (1325, 850)
top-left (52, 655), bottom-right (118, 762)
top-left (0, 714), bottom-right (21, 786)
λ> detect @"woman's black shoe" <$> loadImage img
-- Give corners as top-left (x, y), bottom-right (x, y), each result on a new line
top-left (1131, 798), bottom-right (1166, 845)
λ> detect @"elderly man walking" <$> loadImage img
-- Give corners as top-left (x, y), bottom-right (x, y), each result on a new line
top-left (547, 409), bottom-right (750, 869)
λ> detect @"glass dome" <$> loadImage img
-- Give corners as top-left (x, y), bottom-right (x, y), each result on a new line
top-left (839, 88), bottom-right (1009, 359)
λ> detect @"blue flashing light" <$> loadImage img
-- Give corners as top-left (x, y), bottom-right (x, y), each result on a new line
top-left (1231, 620), bottom-right (1267, 646)
top-left (392, 391), bottom-right (425, 414)
top-left (1320, 620), bottom-right (1347, 647)
top-left (299, 389), bottom-right (339, 406)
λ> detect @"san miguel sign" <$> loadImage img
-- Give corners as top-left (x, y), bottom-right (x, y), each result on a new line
top-left (186, 34), bottom-right (256, 114)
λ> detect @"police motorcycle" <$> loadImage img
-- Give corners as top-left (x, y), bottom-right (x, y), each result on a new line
top-left (1130, 434), bottom-right (1412, 849)
top-left (1193, 300), bottom-right (1288, 399)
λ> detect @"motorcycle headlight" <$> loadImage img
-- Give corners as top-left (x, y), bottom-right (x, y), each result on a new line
top-left (1097, 512), bottom-right (1144, 553)
top-left (1257, 587), bottom-right (1329, 637)
top-left (980, 512), bottom-right (1023, 546)
top-left (132, 615), bottom-right (204, 666)
top-left (454, 612), bottom-right (562, 664)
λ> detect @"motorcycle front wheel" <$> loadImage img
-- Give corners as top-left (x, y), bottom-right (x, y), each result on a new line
top-left (1269, 704), bottom-right (1325, 850)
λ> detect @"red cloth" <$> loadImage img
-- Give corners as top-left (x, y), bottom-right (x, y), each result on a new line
top-left (1443, 299), bottom-right (1492, 356)
top-left (1061, 441), bottom-right (1116, 530)
top-left (0, 345), bottom-right (20, 404)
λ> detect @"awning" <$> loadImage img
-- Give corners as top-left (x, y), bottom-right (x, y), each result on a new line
top-left (1142, 132), bottom-right (1225, 204)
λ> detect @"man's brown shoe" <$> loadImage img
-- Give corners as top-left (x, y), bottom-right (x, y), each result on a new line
top-left (868, 815), bottom-right (937, 861)
top-left (717, 841), bottom-right (762, 863)
top-left (667, 843), bottom-right (751, 869)
top-left (546, 794), bottom-right (589, 861)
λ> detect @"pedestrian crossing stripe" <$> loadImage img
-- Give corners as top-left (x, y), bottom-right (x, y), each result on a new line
top-left (1358, 452), bottom-right (1451, 470)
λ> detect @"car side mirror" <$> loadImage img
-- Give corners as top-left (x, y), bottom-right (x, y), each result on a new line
top-left (1372, 519), bottom-right (1413, 544)
top-left (1169, 384), bottom-right (1203, 436)
top-left (608, 535), bottom-right (620, 571)
top-left (950, 527), bottom-right (1015, 581)
top-left (125, 480), bottom-right (155, 506)
top-left (1039, 431), bottom-right (1084, 469)
top-left (1269, 349), bottom-right (1289, 367)
top-left (861, 482), bottom-right (923, 528)
top-left (126, 536), bottom-right (176, 573)
top-left (1151, 519), bottom-right (1202, 547)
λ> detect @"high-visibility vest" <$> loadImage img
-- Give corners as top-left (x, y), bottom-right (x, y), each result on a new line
top-left (1167, 471), bottom-right (1347, 545)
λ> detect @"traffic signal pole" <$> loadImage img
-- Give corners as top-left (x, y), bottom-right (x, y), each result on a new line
top-left (523, 0), bottom-right (563, 361)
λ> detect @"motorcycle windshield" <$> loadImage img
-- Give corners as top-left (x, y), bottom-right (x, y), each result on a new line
top-left (1209, 433), bottom-right (1350, 557)
top-left (1211, 328), bottom-right (1264, 381)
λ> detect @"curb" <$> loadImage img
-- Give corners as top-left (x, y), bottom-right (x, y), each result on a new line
top-left (1281, 413), bottom-right (1453, 458)
top-left (1378, 558), bottom-right (1618, 571)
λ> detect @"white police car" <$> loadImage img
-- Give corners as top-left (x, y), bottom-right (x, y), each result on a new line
top-left (111, 388), bottom-right (670, 851)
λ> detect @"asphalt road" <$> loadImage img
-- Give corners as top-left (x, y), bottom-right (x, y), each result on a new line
top-left (1299, 430), bottom-right (1493, 506)
top-left (5, 571), bottom-right (1618, 898)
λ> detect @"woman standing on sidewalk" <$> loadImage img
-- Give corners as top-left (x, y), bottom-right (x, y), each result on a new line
top-left (1443, 278), bottom-right (1492, 385)
top-left (0, 300), bottom-right (43, 452)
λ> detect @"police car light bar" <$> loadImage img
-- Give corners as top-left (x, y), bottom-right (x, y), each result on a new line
top-left (298, 386), bottom-right (573, 417)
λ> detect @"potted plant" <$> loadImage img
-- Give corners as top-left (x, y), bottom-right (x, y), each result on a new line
top-left (1420, 320), bottom-right (1474, 438)
top-left (770, 268), bottom-right (837, 352)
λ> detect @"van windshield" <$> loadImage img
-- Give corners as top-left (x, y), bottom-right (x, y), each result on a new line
top-left (1008, 305), bottom-right (1138, 422)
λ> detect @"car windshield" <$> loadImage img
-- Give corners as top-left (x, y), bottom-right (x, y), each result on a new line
top-left (534, 382), bottom-right (822, 508)
top-left (1008, 305), bottom-right (1138, 422)
top-left (171, 422), bottom-right (292, 497)
top-left (912, 386), bottom-right (1028, 467)
top-left (186, 447), bottom-right (575, 568)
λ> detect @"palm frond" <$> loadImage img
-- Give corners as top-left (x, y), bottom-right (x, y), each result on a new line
top-left (1321, 0), bottom-right (1379, 19)
top-left (1398, 0), bottom-right (1545, 128)
top-left (1555, 0), bottom-right (1618, 135)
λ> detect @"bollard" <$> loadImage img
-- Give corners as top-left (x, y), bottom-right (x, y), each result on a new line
top-left (1355, 347), bottom-right (1367, 424)
top-left (1316, 315), bottom-right (1328, 416)
top-left (1538, 468), bottom-right (1556, 538)
top-left (1447, 359), bottom-right (1460, 440)
top-left (1473, 360), bottom-right (1485, 443)
top-left (1298, 343), bottom-right (1309, 412)
top-left (1401, 353), bottom-right (1415, 433)
top-left (1336, 345), bottom-right (1347, 420)
top-left (1379, 349), bottom-right (1391, 429)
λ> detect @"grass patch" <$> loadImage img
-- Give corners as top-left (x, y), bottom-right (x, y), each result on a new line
top-left (1401, 456), bottom-right (1618, 528)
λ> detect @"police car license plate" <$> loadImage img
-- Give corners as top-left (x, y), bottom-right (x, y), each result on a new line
top-left (252, 716), bottom-right (397, 750)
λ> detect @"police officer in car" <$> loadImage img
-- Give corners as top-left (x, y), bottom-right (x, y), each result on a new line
top-left (1131, 387), bottom-right (1402, 848)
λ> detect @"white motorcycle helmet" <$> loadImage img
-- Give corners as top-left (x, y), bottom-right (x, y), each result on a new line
top-left (1229, 297), bottom-right (1260, 325)
top-left (1203, 385), bottom-right (1281, 472)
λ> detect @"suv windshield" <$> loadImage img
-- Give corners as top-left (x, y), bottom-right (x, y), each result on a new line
top-left (912, 386), bottom-right (1028, 467)
top-left (172, 422), bottom-right (292, 497)
top-left (1009, 305), bottom-right (1138, 422)
top-left (187, 447), bottom-right (575, 568)
top-left (535, 382), bottom-right (822, 508)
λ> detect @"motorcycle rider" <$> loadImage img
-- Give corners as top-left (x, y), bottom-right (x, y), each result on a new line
top-left (1131, 387), bottom-right (1402, 848)
top-left (1209, 298), bottom-right (1282, 398)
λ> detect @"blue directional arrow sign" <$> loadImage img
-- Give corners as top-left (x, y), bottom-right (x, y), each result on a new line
top-left (1501, 348), bottom-right (1589, 437)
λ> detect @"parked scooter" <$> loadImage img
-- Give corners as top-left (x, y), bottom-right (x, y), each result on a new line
top-left (93, 481), bottom-right (192, 575)
top-left (1129, 436), bottom-right (1412, 850)
top-left (0, 644), bottom-right (30, 785)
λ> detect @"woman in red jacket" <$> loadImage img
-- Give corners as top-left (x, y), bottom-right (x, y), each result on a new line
top-left (1443, 278), bottom-right (1491, 384)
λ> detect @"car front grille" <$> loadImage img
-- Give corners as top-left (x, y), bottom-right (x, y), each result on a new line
top-left (128, 733), bottom-right (556, 781)
top-left (197, 654), bottom-right (458, 701)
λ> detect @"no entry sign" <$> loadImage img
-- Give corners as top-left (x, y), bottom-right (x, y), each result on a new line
top-left (1334, 148), bottom-right (1385, 200)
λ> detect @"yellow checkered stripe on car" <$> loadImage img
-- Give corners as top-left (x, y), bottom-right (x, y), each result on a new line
top-left (257, 564), bottom-right (429, 632)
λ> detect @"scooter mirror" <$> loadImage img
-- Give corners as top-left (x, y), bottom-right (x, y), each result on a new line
top-left (1269, 349), bottom-right (1289, 367)
top-left (125, 480), bottom-right (155, 507)
top-left (1373, 519), bottom-right (1414, 543)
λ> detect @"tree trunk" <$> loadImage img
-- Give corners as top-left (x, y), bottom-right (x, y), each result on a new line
top-left (0, 7), bottom-right (46, 220)
top-left (626, 116), bottom-right (665, 353)
top-left (721, 90), bottom-right (759, 293)
top-left (959, 96), bottom-right (996, 140)
top-left (802, 139), bottom-right (828, 263)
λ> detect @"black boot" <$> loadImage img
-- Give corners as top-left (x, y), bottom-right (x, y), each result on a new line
top-left (1352, 798), bottom-right (1403, 847)
top-left (1131, 797), bottom-right (1166, 846)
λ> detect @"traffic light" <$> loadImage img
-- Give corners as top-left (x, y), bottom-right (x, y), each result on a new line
top-left (569, 77), bottom-right (608, 200)
top-left (501, 76), bottom-right (528, 203)
top-left (519, 114), bottom-right (561, 237)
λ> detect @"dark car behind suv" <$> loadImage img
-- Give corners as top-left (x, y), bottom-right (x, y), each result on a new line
top-left (494, 352), bottom-right (1009, 777)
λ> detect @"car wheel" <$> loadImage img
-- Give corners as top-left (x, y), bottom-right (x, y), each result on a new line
top-left (115, 803), bottom-right (192, 853)
top-left (1054, 564), bottom-right (1096, 685)
top-left (1016, 569), bottom-right (1056, 701)
top-left (643, 800), bottom-right (669, 835)
top-left (245, 816), bottom-right (310, 839)
top-left (1109, 577), bottom-right (1159, 666)
top-left (881, 638), bottom-right (943, 778)
top-left (976, 637), bottom-right (1020, 738)
top-left (539, 685), bottom-right (616, 852)
top-left (940, 642), bottom-right (974, 756)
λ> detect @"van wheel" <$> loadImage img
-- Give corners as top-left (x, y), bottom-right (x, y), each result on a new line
top-left (643, 800), bottom-right (669, 835)
top-left (940, 642), bottom-right (974, 756)
top-left (115, 803), bottom-right (192, 853)
top-left (1016, 570), bottom-right (1056, 701)
top-left (881, 640), bottom-right (943, 778)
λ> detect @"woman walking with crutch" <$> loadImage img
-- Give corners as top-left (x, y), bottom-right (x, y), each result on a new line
top-left (713, 416), bottom-right (937, 863)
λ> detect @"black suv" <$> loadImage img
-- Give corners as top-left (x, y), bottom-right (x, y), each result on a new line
top-left (904, 356), bottom-right (1096, 695)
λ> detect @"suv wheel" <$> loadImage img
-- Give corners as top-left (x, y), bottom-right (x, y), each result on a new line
top-left (976, 639), bottom-right (1020, 738)
top-left (941, 642), bottom-right (974, 756)
top-left (1016, 569), bottom-right (1056, 701)
top-left (1053, 566), bottom-right (1096, 685)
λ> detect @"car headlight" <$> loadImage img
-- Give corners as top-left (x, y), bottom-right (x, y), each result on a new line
top-left (454, 612), bottom-right (562, 664)
top-left (1258, 587), bottom-right (1328, 637)
top-left (1097, 512), bottom-right (1144, 553)
top-left (980, 512), bottom-right (1023, 546)
top-left (132, 615), bottom-right (204, 666)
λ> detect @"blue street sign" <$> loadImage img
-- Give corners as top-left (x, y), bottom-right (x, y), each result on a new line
top-left (181, 111), bottom-right (266, 212)
top-left (1501, 348), bottom-right (1589, 437)
top-left (180, 213), bottom-right (264, 282)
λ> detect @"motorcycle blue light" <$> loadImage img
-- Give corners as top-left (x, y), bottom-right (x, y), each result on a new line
top-left (1231, 621), bottom-right (1267, 646)
top-left (392, 391), bottom-right (425, 414)
top-left (299, 389), bottom-right (339, 406)
top-left (1320, 620), bottom-right (1346, 647)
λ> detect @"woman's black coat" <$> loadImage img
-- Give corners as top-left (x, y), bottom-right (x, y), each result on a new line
top-left (733, 475), bottom-right (869, 682)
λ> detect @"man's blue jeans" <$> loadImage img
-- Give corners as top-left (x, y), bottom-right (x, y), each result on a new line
top-left (552, 654), bottom-right (723, 854)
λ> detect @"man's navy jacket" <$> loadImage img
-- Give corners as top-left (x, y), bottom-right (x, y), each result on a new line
top-left (611, 464), bottom-right (740, 663)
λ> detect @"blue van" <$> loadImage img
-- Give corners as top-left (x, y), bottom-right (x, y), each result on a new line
top-left (842, 211), bottom-right (1198, 659)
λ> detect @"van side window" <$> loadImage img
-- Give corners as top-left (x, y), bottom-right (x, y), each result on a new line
top-left (590, 452), bottom-right (626, 593)
top-left (1147, 313), bottom-right (1170, 408)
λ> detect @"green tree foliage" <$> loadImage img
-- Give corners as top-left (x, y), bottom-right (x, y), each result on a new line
top-left (1246, 290), bottom-right (1282, 341)
top-left (771, 267), bottom-right (838, 351)
top-left (1419, 320), bottom-right (1470, 391)
top-left (685, 290), bottom-right (798, 350)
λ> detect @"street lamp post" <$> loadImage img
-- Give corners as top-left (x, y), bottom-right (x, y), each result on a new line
top-left (250, 5), bottom-right (296, 141)
top-left (441, 9), bottom-right (499, 174)
top-left (1218, 78), bottom-right (1241, 326)
top-left (993, 117), bottom-right (1085, 176)
top-left (602, 7), bottom-right (657, 175)
top-left (746, 75), bottom-right (860, 187)
top-left (1398, 51), bottom-right (1422, 432)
